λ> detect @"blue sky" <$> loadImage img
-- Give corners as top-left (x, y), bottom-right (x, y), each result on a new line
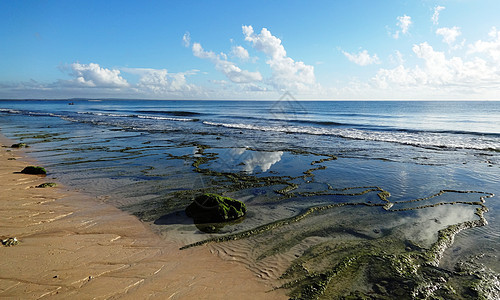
top-left (1, 0), bottom-right (500, 100)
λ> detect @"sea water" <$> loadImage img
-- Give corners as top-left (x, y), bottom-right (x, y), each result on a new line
top-left (1, 99), bottom-right (499, 297)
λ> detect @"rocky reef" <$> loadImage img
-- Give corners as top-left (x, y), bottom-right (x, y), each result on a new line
top-left (176, 146), bottom-right (497, 299)
top-left (69, 141), bottom-right (495, 299)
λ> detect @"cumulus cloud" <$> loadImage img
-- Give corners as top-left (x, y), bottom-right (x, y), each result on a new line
top-left (391, 50), bottom-right (405, 65)
top-left (374, 42), bottom-right (500, 90)
top-left (64, 63), bottom-right (129, 88)
top-left (182, 32), bottom-right (191, 47)
top-left (342, 49), bottom-right (380, 66)
top-left (432, 6), bottom-right (445, 25)
top-left (124, 68), bottom-right (199, 94)
top-left (394, 15), bottom-right (412, 39)
top-left (436, 26), bottom-right (461, 45)
top-left (231, 45), bottom-right (250, 60)
top-left (468, 27), bottom-right (500, 63)
top-left (2, 61), bottom-right (208, 99)
top-left (192, 42), bottom-right (262, 83)
top-left (242, 25), bottom-right (317, 92)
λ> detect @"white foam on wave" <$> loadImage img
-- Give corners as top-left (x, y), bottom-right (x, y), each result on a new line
top-left (77, 111), bottom-right (129, 118)
top-left (203, 121), bottom-right (500, 151)
top-left (77, 111), bottom-right (195, 122)
top-left (1, 108), bottom-right (62, 118)
top-left (0, 108), bottom-right (22, 114)
top-left (136, 115), bottom-right (194, 122)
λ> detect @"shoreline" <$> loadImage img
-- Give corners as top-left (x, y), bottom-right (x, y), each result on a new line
top-left (0, 134), bottom-right (286, 299)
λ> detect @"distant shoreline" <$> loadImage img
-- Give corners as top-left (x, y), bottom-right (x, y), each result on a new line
top-left (1, 98), bottom-right (499, 102)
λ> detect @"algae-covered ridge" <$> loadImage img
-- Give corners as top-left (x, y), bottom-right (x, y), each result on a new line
top-left (172, 144), bottom-right (497, 299)
top-left (180, 190), bottom-right (495, 299)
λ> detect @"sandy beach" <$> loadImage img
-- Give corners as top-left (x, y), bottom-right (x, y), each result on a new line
top-left (0, 134), bottom-right (286, 299)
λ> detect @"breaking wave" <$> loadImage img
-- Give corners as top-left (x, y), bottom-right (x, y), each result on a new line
top-left (202, 121), bottom-right (500, 151)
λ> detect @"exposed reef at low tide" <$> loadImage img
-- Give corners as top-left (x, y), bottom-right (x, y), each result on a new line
top-left (172, 144), bottom-right (497, 299)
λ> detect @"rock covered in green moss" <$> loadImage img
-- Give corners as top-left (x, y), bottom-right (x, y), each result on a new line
top-left (186, 193), bottom-right (246, 223)
top-left (36, 182), bottom-right (57, 188)
top-left (11, 143), bottom-right (27, 148)
top-left (21, 166), bottom-right (47, 175)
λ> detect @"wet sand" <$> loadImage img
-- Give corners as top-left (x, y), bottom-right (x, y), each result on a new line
top-left (0, 135), bottom-right (286, 299)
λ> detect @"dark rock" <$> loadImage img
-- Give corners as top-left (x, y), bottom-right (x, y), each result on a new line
top-left (21, 166), bottom-right (47, 175)
top-left (186, 193), bottom-right (246, 223)
top-left (11, 143), bottom-right (27, 148)
top-left (36, 182), bottom-right (57, 188)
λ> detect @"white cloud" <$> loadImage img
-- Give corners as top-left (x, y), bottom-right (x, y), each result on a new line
top-left (231, 45), bottom-right (250, 60)
top-left (394, 15), bottom-right (412, 39)
top-left (468, 27), bottom-right (500, 63)
top-left (182, 32), bottom-right (191, 48)
top-left (124, 68), bottom-right (199, 94)
top-left (342, 50), bottom-right (380, 66)
top-left (65, 63), bottom-right (129, 88)
top-left (192, 42), bottom-right (262, 83)
top-left (432, 6), bottom-right (445, 25)
top-left (243, 26), bottom-right (286, 59)
top-left (398, 15), bottom-right (412, 34)
top-left (374, 42), bottom-right (500, 91)
top-left (242, 25), bottom-right (317, 92)
top-left (436, 26), bottom-right (461, 45)
top-left (394, 50), bottom-right (405, 65)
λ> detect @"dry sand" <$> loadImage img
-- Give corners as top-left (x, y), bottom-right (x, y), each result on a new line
top-left (0, 135), bottom-right (286, 299)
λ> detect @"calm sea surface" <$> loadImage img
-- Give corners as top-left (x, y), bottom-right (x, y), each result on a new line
top-left (1, 99), bottom-right (499, 295)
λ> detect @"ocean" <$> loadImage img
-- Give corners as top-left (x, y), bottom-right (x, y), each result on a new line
top-left (1, 99), bottom-right (499, 298)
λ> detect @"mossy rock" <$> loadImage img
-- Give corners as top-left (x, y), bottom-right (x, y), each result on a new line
top-left (21, 166), bottom-right (47, 175)
top-left (36, 182), bottom-right (57, 188)
top-left (186, 193), bottom-right (246, 223)
top-left (11, 143), bottom-right (28, 148)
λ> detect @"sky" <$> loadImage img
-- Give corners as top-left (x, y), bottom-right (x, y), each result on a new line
top-left (1, 0), bottom-right (500, 100)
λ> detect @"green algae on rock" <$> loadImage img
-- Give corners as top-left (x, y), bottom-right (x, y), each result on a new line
top-left (11, 143), bottom-right (27, 148)
top-left (20, 166), bottom-right (47, 175)
top-left (35, 182), bottom-right (57, 188)
top-left (186, 193), bottom-right (246, 223)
